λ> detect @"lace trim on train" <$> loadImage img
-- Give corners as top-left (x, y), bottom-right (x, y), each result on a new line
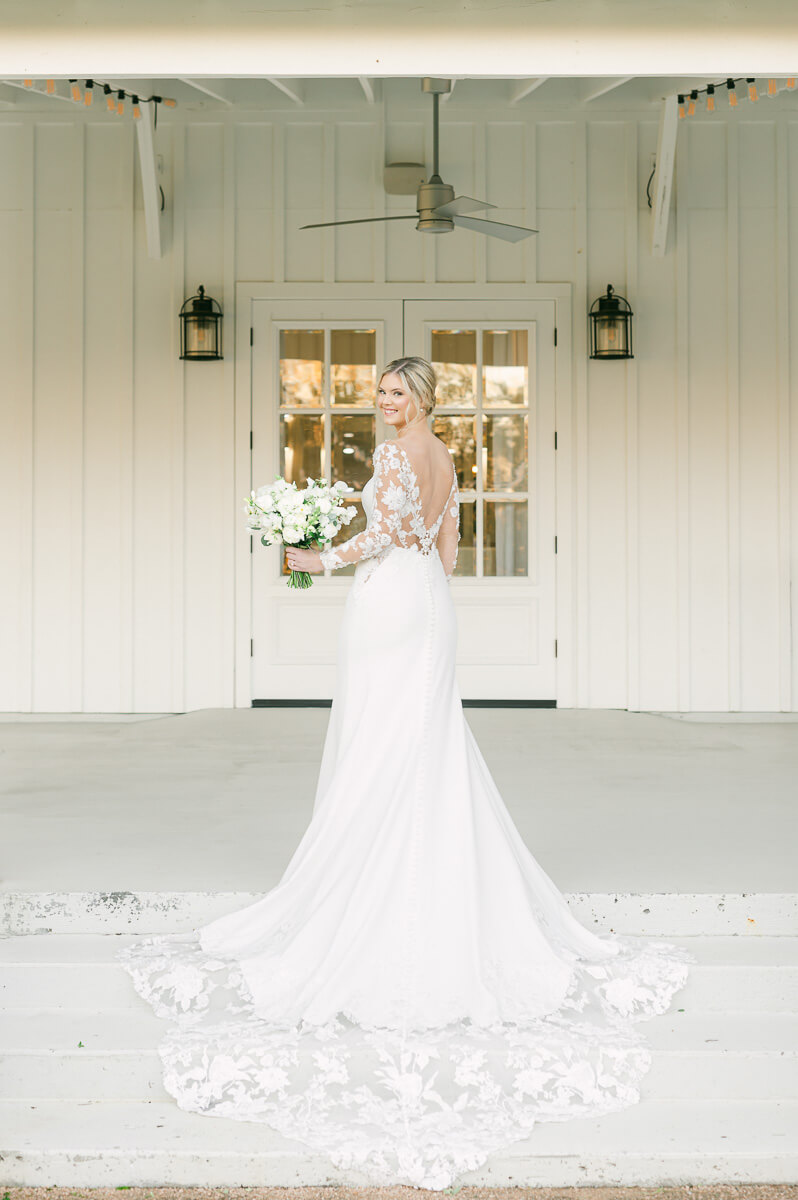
top-left (117, 933), bottom-right (694, 1190)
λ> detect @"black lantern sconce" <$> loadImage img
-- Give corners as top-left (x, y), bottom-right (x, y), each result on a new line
top-left (588, 284), bottom-right (634, 360)
top-left (179, 285), bottom-right (223, 361)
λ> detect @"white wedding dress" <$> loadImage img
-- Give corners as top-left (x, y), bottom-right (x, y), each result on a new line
top-left (118, 437), bottom-right (695, 1190)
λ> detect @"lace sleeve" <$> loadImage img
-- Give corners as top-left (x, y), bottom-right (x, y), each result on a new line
top-left (437, 472), bottom-right (460, 582)
top-left (319, 442), bottom-right (408, 571)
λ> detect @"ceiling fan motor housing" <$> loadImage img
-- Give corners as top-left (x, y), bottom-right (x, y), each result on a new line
top-left (417, 179), bottom-right (455, 233)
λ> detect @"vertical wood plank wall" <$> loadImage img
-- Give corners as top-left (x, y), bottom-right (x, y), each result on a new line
top-left (0, 105), bottom-right (795, 712)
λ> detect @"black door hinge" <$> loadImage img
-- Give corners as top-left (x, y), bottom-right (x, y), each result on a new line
top-left (554, 431), bottom-right (558, 450)
top-left (554, 327), bottom-right (558, 346)
top-left (250, 639), bottom-right (254, 657)
top-left (554, 639), bottom-right (558, 658)
top-left (554, 535), bottom-right (558, 554)
top-left (250, 328), bottom-right (254, 347)
top-left (250, 430), bottom-right (253, 450)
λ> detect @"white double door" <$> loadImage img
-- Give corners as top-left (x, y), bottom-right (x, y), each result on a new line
top-left (250, 297), bottom-right (557, 702)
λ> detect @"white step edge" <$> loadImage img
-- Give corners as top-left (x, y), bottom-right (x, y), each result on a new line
top-left (2, 1011), bottom-right (797, 1103)
top-left (2, 891), bottom-right (797, 936)
top-left (1, 1099), bottom-right (796, 1187)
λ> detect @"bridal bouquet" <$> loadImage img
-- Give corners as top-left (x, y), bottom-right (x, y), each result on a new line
top-left (244, 475), bottom-right (356, 589)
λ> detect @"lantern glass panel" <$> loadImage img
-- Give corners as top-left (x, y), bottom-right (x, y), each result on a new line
top-left (184, 314), bottom-right (220, 358)
top-left (594, 316), bottom-right (629, 358)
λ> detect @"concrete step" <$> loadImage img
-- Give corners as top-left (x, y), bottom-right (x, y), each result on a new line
top-left (3, 932), bottom-right (797, 1010)
top-left (1, 1098), bottom-right (796, 1187)
top-left (3, 889), bottom-right (797, 935)
top-left (2, 1007), bottom-right (797, 1103)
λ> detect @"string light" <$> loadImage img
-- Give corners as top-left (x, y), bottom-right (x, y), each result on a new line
top-left (674, 75), bottom-right (798, 119)
top-left (13, 77), bottom-right (177, 117)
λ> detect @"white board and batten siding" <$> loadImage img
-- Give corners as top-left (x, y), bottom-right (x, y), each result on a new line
top-left (1, 107), bottom-right (796, 712)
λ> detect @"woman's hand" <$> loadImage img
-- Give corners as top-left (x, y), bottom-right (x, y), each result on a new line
top-left (285, 545), bottom-right (324, 574)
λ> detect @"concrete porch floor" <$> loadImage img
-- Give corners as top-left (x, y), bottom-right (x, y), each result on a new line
top-left (1, 707), bottom-right (796, 895)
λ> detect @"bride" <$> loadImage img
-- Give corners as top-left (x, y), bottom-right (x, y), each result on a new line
top-left (119, 356), bottom-right (694, 1191)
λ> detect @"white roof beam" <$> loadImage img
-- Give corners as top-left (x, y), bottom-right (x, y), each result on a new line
top-left (177, 77), bottom-right (234, 106)
top-left (265, 77), bottom-right (305, 105)
top-left (509, 77), bottom-right (550, 104)
top-left (582, 76), bottom-right (636, 102)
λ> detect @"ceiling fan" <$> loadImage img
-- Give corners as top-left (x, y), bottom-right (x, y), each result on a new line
top-left (299, 77), bottom-right (539, 244)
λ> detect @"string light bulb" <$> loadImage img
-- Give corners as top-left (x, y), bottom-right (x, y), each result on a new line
top-left (768, 78), bottom-right (778, 96)
top-left (132, 94), bottom-right (141, 119)
top-left (84, 79), bottom-right (94, 107)
top-left (678, 93), bottom-right (686, 119)
top-left (747, 77), bottom-right (758, 102)
top-left (706, 84), bottom-right (715, 113)
top-left (46, 79), bottom-right (55, 94)
top-left (116, 89), bottom-right (125, 115)
top-left (727, 78), bottom-right (738, 107)
top-left (23, 79), bottom-right (33, 88)
top-left (163, 98), bottom-right (177, 108)
top-left (70, 79), bottom-right (82, 102)
top-left (788, 78), bottom-right (796, 90)
top-left (104, 84), bottom-right (114, 112)
top-left (688, 89), bottom-right (698, 116)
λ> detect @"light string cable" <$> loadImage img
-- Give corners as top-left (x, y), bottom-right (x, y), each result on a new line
top-left (8, 77), bottom-right (178, 122)
top-left (676, 74), bottom-right (796, 119)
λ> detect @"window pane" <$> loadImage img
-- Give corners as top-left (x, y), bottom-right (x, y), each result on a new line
top-left (483, 329), bottom-right (528, 407)
top-left (431, 415), bottom-right (477, 492)
top-left (331, 413), bottom-right (376, 490)
top-left (484, 414), bottom-right (528, 492)
top-left (325, 499), bottom-right (365, 577)
top-left (431, 329), bottom-right (477, 406)
top-left (280, 413), bottom-right (324, 485)
top-left (454, 500), bottom-right (476, 577)
top-left (280, 329), bottom-right (323, 407)
top-left (331, 328), bottom-right (377, 406)
top-left (483, 500), bottom-right (528, 577)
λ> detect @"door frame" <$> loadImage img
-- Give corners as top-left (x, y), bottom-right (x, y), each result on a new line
top-left (234, 282), bottom-right (575, 707)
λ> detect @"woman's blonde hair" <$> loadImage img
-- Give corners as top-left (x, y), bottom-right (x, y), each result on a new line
top-left (379, 356), bottom-right (437, 429)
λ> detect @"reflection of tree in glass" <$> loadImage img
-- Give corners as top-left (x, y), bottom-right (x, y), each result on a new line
top-left (432, 361), bottom-right (476, 404)
top-left (280, 359), bottom-right (323, 406)
top-left (332, 364), bottom-right (376, 405)
top-left (487, 417), bottom-right (526, 490)
top-left (484, 366), bottom-right (526, 406)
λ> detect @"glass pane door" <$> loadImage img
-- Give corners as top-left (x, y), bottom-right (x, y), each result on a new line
top-left (277, 324), bottom-right (381, 577)
top-left (430, 325), bottom-right (531, 578)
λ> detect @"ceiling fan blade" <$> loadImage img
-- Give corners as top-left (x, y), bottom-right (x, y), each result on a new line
top-left (451, 214), bottom-right (538, 243)
top-left (432, 195), bottom-right (497, 218)
top-left (300, 215), bottom-right (417, 230)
